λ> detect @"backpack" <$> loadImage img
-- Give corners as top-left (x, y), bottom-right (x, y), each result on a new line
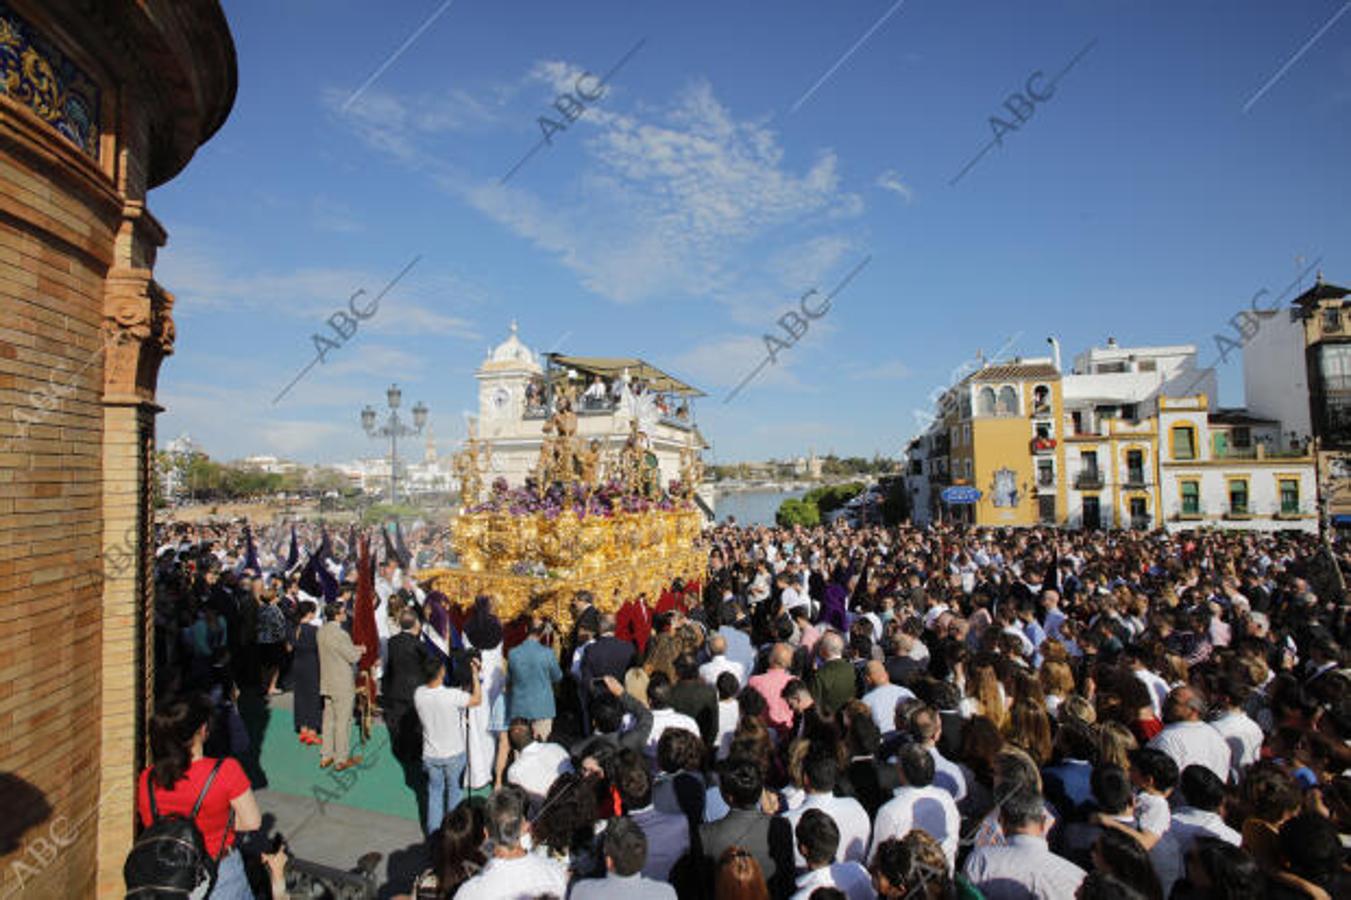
top-left (124, 758), bottom-right (228, 898)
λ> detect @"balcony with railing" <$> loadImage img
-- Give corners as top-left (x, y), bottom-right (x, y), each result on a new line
top-left (1037, 470), bottom-right (1056, 488)
top-left (1074, 468), bottom-right (1103, 490)
top-left (1031, 436), bottom-right (1057, 454)
top-left (1124, 468), bottom-right (1148, 488)
top-left (1130, 514), bottom-right (1152, 530)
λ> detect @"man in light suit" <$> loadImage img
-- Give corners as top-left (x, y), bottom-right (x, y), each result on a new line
top-left (318, 601), bottom-right (366, 770)
top-left (507, 619), bottom-right (563, 740)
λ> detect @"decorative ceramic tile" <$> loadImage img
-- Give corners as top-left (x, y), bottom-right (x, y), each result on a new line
top-left (0, 2), bottom-right (100, 158)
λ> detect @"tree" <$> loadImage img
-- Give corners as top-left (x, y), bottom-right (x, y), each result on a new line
top-left (775, 497), bottom-right (820, 527)
top-left (802, 482), bottom-right (866, 516)
top-left (881, 478), bottom-right (910, 525)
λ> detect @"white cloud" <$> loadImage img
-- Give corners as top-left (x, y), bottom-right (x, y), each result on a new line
top-left (668, 334), bottom-right (804, 394)
top-left (332, 70), bottom-right (867, 315)
top-left (876, 168), bottom-right (914, 203)
top-left (156, 240), bottom-right (482, 343)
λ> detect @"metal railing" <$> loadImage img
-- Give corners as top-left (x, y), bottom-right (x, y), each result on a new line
top-left (1074, 470), bottom-right (1103, 489)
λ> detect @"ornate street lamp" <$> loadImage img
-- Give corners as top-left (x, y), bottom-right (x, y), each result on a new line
top-left (360, 384), bottom-right (428, 504)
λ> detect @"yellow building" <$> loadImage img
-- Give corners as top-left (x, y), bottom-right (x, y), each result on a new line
top-left (929, 360), bottom-right (1065, 526)
top-left (909, 339), bottom-right (1318, 531)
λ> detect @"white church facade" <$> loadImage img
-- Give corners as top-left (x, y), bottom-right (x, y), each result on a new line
top-left (471, 323), bottom-right (708, 494)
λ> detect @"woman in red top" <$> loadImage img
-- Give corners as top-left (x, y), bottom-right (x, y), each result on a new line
top-left (137, 695), bottom-right (262, 899)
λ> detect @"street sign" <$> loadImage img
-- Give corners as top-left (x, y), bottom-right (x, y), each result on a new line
top-left (941, 485), bottom-right (982, 505)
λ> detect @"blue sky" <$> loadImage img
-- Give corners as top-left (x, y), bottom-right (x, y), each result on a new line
top-left (152, 0), bottom-right (1351, 466)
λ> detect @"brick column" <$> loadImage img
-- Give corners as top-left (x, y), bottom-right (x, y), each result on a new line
top-left (96, 258), bottom-right (172, 896)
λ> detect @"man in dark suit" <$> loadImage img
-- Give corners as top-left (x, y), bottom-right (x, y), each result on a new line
top-left (382, 609), bottom-right (426, 766)
top-left (580, 614), bottom-right (638, 731)
top-left (696, 758), bottom-right (795, 899)
top-left (670, 653), bottom-right (719, 747)
top-left (582, 615), bottom-right (638, 683)
top-left (568, 590), bottom-right (602, 661)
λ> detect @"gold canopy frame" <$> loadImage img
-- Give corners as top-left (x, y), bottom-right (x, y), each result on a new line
top-left (422, 507), bottom-right (706, 636)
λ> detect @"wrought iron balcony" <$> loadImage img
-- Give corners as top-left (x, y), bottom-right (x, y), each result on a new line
top-left (1074, 470), bottom-right (1103, 490)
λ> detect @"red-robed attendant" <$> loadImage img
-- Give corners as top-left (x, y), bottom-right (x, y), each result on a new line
top-left (615, 591), bottom-right (654, 654)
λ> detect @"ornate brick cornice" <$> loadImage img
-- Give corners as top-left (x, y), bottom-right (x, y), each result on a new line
top-left (103, 266), bottom-right (174, 404)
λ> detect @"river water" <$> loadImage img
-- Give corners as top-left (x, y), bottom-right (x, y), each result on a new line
top-left (710, 488), bottom-right (807, 526)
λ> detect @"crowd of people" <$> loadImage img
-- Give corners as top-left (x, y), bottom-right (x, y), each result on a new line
top-left (135, 517), bottom-right (1350, 900)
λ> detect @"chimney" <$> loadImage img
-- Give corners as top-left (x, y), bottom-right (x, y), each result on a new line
top-left (1047, 336), bottom-right (1061, 373)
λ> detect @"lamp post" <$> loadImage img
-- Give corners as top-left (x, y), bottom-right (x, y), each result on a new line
top-left (361, 384), bottom-right (428, 505)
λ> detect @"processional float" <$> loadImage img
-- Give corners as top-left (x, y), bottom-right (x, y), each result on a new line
top-left (421, 395), bottom-right (706, 636)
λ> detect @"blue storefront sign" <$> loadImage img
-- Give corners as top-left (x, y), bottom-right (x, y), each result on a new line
top-left (941, 486), bottom-right (982, 505)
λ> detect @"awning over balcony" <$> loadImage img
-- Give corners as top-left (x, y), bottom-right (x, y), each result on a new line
top-left (547, 354), bottom-right (706, 397)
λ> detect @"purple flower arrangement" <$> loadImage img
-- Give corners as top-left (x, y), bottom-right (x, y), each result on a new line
top-left (468, 478), bottom-right (693, 517)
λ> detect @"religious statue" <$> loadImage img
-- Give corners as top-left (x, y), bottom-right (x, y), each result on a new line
top-left (613, 417), bottom-right (661, 499)
top-left (576, 438), bottom-right (603, 488)
top-left (453, 422), bottom-right (492, 507)
top-left (535, 380), bottom-right (582, 489)
top-left (678, 437), bottom-right (705, 501)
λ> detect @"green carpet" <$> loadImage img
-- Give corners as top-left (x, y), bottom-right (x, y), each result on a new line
top-left (254, 704), bottom-right (493, 822)
top-left (256, 706), bottom-right (420, 821)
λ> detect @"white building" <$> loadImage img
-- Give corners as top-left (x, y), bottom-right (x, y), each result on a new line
top-left (404, 429), bottom-right (455, 496)
top-left (472, 322), bottom-right (706, 491)
top-left (160, 433), bottom-right (198, 499)
top-left (1060, 339), bottom-right (1216, 530)
top-left (238, 454), bottom-right (298, 475)
top-left (1157, 396), bottom-right (1317, 533)
top-left (1242, 306), bottom-right (1313, 451)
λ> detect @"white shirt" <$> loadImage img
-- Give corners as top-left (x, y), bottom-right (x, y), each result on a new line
top-left (791, 862), bottom-right (877, 900)
top-left (781, 585), bottom-right (807, 611)
top-left (646, 708), bottom-right (700, 761)
top-left (700, 654), bottom-right (746, 689)
top-left (1150, 806), bottom-right (1241, 898)
top-left (506, 741), bottom-right (572, 806)
top-left (861, 683), bottom-right (914, 734)
top-left (715, 699), bottom-right (740, 759)
top-left (1148, 721), bottom-right (1232, 783)
top-left (374, 574), bottom-right (398, 639)
top-left (782, 792), bottom-right (871, 868)
top-left (458, 851), bottom-right (568, 900)
top-left (869, 785), bottom-right (959, 869)
top-left (929, 746), bottom-right (968, 803)
top-left (1135, 791), bottom-right (1171, 836)
top-left (1134, 668), bottom-right (1170, 718)
top-left (719, 626), bottom-right (757, 679)
top-left (1209, 710), bottom-right (1263, 780)
top-left (628, 804), bottom-right (690, 881)
top-left (414, 684), bottom-right (472, 759)
top-left (962, 834), bottom-right (1086, 900)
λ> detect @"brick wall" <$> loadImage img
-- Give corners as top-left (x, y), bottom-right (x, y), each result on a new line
top-left (0, 2), bottom-right (233, 895)
top-left (0, 120), bottom-right (119, 896)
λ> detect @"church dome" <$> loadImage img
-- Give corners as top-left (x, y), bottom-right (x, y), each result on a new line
top-left (481, 320), bottom-right (541, 373)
